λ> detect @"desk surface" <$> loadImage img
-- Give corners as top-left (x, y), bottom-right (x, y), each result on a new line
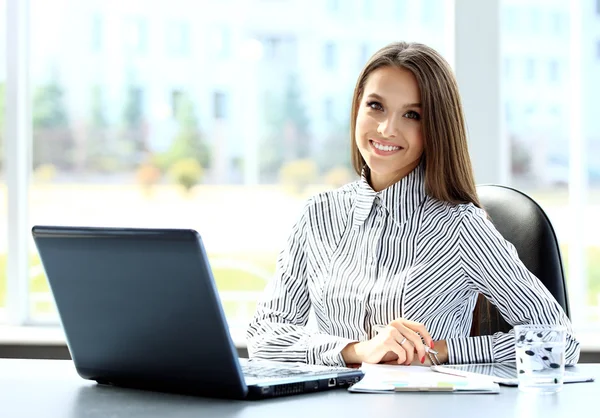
top-left (1, 359), bottom-right (598, 418)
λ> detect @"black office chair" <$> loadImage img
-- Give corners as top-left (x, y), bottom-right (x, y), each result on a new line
top-left (472, 184), bottom-right (570, 336)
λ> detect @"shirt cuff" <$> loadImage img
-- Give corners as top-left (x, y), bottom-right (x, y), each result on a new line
top-left (306, 335), bottom-right (357, 367)
top-left (446, 335), bottom-right (494, 364)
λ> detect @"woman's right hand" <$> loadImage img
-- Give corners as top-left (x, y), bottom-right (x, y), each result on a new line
top-left (341, 319), bottom-right (434, 366)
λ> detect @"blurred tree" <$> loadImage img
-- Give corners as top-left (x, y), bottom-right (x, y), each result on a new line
top-left (279, 159), bottom-right (318, 195)
top-left (86, 85), bottom-right (119, 172)
top-left (169, 157), bottom-right (203, 195)
top-left (32, 77), bottom-right (75, 170)
top-left (33, 163), bottom-right (57, 184)
top-left (318, 116), bottom-right (352, 173)
top-left (122, 86), bottom-right (143, 127)
top-left (136, 157), bottom-right (162, 197)
top-left (282, 74), bottom-right (311, 159)
top-left (120, 81), bottom-right (147, 167)
top-left (157, 93), bottom-right (211, 172)
top-left (260, 74), bottom-right (311, 181)
top-left (324, 166), bottom-right (354, 189)
top-left (91, 84), bottom-right (108, 129)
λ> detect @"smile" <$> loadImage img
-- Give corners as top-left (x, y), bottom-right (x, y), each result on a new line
top-left (369, 140), bottom-right (403, 154)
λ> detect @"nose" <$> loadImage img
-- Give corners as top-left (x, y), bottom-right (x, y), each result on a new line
top-left (377, 113), bottom-right (400, 138)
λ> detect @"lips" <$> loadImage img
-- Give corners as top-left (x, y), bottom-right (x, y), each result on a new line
top-left (369, 139), bottom-right (404, 153)
top-left (369, 139), bottom-right (403, 148)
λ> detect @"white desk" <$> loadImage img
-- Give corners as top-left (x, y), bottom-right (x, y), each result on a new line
top-left (1, 359), bottom-right (598, 418)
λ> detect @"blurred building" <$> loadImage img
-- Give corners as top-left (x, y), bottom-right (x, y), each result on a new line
top-left (3, 0), bottom-right (599, 185)
top-left (502, 0), bottom-right (600, 186)
top-left (25, 0), bottom-right (451, 183)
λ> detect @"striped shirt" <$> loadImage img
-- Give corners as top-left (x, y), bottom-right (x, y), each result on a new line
top-left (246, 163), bottom-right (580, 366)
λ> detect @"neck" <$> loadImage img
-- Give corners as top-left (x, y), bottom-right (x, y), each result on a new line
top-left (368, 160), bottom-right (421, 192)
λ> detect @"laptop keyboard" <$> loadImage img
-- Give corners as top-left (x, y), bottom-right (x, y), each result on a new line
top-left (241, 360), bottom-right (352, 380)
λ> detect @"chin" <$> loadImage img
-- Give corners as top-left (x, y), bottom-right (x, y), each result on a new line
top-left (365, 156), bottom-right (402, 173)
top-left (367, 156), bottom-right (420, 177)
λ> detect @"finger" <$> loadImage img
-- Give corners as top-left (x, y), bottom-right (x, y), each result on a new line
top-left (392, 330), bottom-right (414, 365)
top-left (384, 339), bottom-right (407, 365)
top-left (396, 320), bottom-right (434, 362)
top-left (379, 350), bottom-right (399, 363)
top-left (403, 320), bottom-right (434, 348)
top-left (391, 323), bottom-right (425, 363)
top-left (410, 357), bottom-right (431, 367)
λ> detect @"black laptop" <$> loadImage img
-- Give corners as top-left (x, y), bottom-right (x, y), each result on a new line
top-left (31, 226), bottom-right (363, 399)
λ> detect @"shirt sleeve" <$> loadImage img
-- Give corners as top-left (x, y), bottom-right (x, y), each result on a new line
top-left (446, 205), bottom-right (580, 365)
top-left (246, 199), bottom-right (355, 366)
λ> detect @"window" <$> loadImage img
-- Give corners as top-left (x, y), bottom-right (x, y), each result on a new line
top-left (213, 91), bottom-right (227, 120)
top-left (324, 98), bottom-right (334, 123)
top-left (504, 102), bottom-right (513, 124)
top-left (549, 105), bottom-right (560, 118)
top-left (125, 17), bottom-right (147, 53)
top-left (525, 58), bottom-right (535, 80)
top-left (421, 0), bottom-right (441, 26)
top-left (529, 8), bottom-right (541, 33)
top-left (396, 0), bottom-right (407, 21)
top-left (171, 89), bottom-right (183, 118)
top-left (264, 37), bottom-right (281, 60)
top-left (213, 27), bottom-right (231, 58)
top-left (91, 14), bottom-right (102, 52)
top-left (524, 104), bottom-right (535, 116)
top-left (504, 7), bottom-right (518, 31)
top-left (550, 12), bottom-right (563, 34)
top-left (0, 12), bottom-right (5, 318)
top-left (363, 0), bottom-right (374, 19)
top-left (324, 42), bottom-right (336, 70)
top-left (548, 59), bottom-right (559, 82)
top-left (326, 0), bottom-right (338, 13)
top-left (5, 0), bottom-right (448, 329)
top-left (502, 0), bottom-right (600, 327)
top-left (359, 43), bottom-right (369, 67)
top-left (166, 22), bottom-right (190, 57)
top-left (504, 57), bottom-right (512, 79)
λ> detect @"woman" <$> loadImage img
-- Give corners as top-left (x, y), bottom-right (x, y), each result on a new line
top-left (246, 42), bottom-right (580, 367)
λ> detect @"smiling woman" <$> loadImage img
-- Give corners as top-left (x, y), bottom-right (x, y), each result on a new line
top-left (350, 42), bottom-right (478, 206)
top-left (247, 41), bottom-right (579, 368)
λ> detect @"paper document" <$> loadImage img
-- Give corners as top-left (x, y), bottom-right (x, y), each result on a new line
top-left (348, 363), bottom-right (499, 394)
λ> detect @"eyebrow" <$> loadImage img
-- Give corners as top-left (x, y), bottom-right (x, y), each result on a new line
top-left (365, 93), bottom-right (421, 108)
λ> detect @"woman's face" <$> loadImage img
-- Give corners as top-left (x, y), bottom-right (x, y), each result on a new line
top-left (355, 66), bottom-right (424, 192)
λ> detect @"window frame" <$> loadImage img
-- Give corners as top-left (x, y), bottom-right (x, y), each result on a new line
top-left (5, 0), bottom-right (31, 325)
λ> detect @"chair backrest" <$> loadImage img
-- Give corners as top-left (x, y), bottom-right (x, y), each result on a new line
top-left (474, 185), bottom-right (570, 336)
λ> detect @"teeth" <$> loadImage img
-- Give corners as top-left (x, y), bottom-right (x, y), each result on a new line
top-left (373, 141), bottom-right (400, 152)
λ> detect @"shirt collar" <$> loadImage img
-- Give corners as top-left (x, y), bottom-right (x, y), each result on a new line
top-left (353, 162), bottom-right (427, 229)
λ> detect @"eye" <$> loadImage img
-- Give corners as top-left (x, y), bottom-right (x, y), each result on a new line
top-left (366, 100), bottom-right (384, 111)
top-left (404, 110), bottom-right (421, 121)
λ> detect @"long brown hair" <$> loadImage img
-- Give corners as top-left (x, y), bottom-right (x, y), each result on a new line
top-left (350, 41), bottom-right (487, 335)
